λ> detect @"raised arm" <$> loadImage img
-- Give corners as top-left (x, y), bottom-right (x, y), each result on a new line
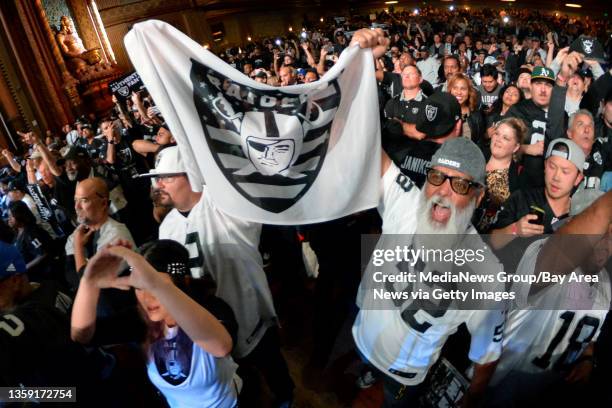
top-left (416, 24), bottom-right (426, 43)
top-left (71, 273), bottom-right (101, 344)
top-left (1, 149), bottom-right (21, 173)
top-left (349, 28), bottom-right (391, 179)
top-left (301, 43), bottom-right (316, 68)
top-left (17, 131), bottom-right (62, 176)
top-left (104, 245), bottom-right (233, 357)
top-left (30, 133), bottom-right (62, 177)
top-left (317, 47), bottom-right (328, 76)
top-left (534, 191), bottom-right (612, 281)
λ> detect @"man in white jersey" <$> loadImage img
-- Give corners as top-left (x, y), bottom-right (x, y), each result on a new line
top-left (486, 188), bottom-right (612, 407)
top-left (137, 146), bottom-right (293, 406)
top-left (347, 30), bottom-right (506, 404)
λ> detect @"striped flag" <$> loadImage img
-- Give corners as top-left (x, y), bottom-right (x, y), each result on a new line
top-left (125, 20), bottom-right (380, 224)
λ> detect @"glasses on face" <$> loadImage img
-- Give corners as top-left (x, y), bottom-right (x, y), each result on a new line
top-left (153, 173), bottom-right (186, 184)
top-left (426, 168), bottom-right (481, 195)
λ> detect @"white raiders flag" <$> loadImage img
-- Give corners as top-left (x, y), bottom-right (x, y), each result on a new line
top-left (124, 20), bottom-right (380, 224)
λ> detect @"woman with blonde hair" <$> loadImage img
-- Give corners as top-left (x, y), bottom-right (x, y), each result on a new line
top-left (448, 73), bottom-right (485, 144)
top-left (475, 117), bottom-right (527, 233)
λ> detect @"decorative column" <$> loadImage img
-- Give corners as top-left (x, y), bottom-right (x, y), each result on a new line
top-left (34, 0), bottom-right (82, 110)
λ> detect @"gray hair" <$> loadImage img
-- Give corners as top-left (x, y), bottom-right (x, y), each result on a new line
top-left (568, 109), bottom-right (594, 130)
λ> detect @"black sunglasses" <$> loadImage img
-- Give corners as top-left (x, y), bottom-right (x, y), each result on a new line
top-left (426, 168), bottom-right (482, 195)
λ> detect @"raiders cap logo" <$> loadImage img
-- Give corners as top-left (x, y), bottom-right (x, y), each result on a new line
top-left (191, 59), bottom-right (340, 213)
top-left (582, 39), bottom-right (593, 55)
top-left (425, 105), bottom-right (438, 121)
top-left (118, 86), bottom-right (130, 97)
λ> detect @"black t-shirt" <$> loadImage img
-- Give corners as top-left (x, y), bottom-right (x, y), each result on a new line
top-left (382, 136), bottom-right (442, 188)
top-left (582, 139), bottom-right (608, 190)
top-left (494, 188), bottom-right (566, 233)
top-left (104, 138), bottom-right (150, 197)
top-left (39, 176), bottom-right (75, 235)
top-left (492, 188), bottom-right (568, 272)
top-left (0, 281), bottom-right (93, 387)
top-left (594, 118), bottom-right (612, 171)
top-left (506, 100), bottom-right (551, 188)
top-left (76, 137), bottom-right (107, 162)
top-left (383, 94), bottom-right (425, 125)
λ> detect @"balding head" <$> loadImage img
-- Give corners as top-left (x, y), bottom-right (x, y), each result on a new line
top-left (79, 177), bottom-right (109, 198)
top-left (74, 177), bottom-right (109, 226)
top-left (279, 66), bottom-right (296, 86)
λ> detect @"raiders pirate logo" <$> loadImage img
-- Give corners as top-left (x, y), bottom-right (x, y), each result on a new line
top-left (412, 107), bottom-right (419, 115)
top-left (117, 86), bottom-right (130, 97)
top-left (582, 39), bottom-right (594, 55)
top-left (190, 59), bottom-right (341, 213)
top-left (594, 151), bottom-right (602, 166)
top-left (425, 105), bottom-right (438, 121)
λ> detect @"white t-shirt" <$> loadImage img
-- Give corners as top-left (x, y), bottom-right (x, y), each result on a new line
top-left (490, 238), bottom-right (611, 387)
top-left (147, 326), bottom-right (239, 408)
top-left (65, 217), bottom-right (135, 256)
top-left (159, 189), bottom-right (277, 358)
top-left (352, 163), bottom-right (505, 386)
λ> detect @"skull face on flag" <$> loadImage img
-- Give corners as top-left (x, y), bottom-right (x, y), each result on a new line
top-left (190, 58), bottom-right (341, 213)
top-left (242, 112), bottom-right (301, 176)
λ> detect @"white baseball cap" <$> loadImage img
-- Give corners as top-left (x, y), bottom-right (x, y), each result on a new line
top-left (134, 145), bottom-right (186, 179)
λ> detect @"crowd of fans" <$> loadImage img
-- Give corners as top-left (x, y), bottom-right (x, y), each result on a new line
top-left (0, 5), bottom-right (611, 408)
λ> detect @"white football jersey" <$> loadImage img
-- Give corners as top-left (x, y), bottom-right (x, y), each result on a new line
top-left (490, 238), bottom-right (611, 387)
top-left (159, 188), bottom-right (277, 358)
top-left (353, 163), bottom-right (506, 386)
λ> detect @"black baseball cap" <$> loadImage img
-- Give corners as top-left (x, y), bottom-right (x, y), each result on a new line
top-left (7, 180), bottom-right (25, 192)
top-left (57, 146), bottom-right (88, 165)
top-left (569, 36), bottom-right (605, 62)
top-left (517, 66), bottom-right (532, 77)
top-left (416, 92), bottom-right (462, 138)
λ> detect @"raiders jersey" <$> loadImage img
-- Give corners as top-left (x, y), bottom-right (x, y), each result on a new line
top-left (147, 326), bottom-right (239, 408)
top-left (490, 238), bottom-right (611, 387)
top-left (159, 188), bottom-right (277, 358)
top-left (352, 163), bottom-right (506, 386)
top-left (0, 281), bottom-right (87, 386)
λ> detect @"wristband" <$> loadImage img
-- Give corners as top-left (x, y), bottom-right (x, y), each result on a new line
top-left (511, 223), bottom-right (518, 236)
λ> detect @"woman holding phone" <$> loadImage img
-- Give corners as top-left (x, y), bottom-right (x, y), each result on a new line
top-left (71, 239), bottom-right (240, 408)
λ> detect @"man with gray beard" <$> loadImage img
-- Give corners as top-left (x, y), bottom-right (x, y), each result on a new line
top-left (60, 147), bottom-right (91, 182)
top-left (350, 28), bottom-right (506, 405)
top-left (352, 137), bottom-right (506, 407)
